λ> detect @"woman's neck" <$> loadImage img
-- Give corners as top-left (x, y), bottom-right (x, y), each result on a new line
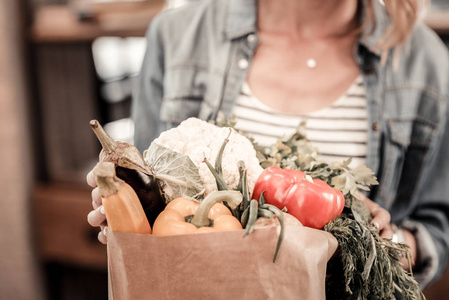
top-left (257, 0), bottom-right (359, 41)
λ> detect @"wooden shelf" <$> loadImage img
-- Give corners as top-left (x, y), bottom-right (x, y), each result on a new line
top-left (30, 2), bottom-right (449, 43)
top-left (30, 0), bottom-right (165, 42)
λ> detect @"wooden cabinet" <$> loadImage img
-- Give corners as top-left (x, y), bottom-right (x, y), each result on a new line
top-left (33, 42), bottom-right (101, 183)
top-left (34, 183), bottom-right (107, 269)
top-left (30, 1), bottom-right (164, 279)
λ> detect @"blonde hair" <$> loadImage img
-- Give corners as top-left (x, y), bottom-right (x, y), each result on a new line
top-left (363, 0), bottom-right (429, 65)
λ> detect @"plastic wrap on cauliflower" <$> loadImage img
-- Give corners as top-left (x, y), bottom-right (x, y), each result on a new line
top-left (147, 118), bottom-right (263, 197)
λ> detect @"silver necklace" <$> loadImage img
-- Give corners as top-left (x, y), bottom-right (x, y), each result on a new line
top-left (306, 58), bottom-right (317, 69)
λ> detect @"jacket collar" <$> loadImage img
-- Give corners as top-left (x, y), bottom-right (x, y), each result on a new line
top-left (359, 0), bottom-right (391, 56)
top-left (224, 0), bottom-right (390, 56)
top-left (224, 0), bottom-right (258, 40)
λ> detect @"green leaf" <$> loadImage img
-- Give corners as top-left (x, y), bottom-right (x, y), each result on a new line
top-left (270, 140), bottom-right (292, 157)
top-left (214, 111), bottom-right (237, 128)
top-left (350, 165), bottom-right (379, 187)
top-left (144, 143), bottom-right (205, 201)
top-left (331, 173), bottom-right (352, 195)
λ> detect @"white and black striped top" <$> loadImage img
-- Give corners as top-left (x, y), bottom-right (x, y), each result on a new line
top-left (232, 76), bottom-right (368, 167)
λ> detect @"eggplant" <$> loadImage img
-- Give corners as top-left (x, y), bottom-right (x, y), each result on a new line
top-left (115, 166), bottom-right (166, 226)
top-left (90, 119), bottom-right (166, 227)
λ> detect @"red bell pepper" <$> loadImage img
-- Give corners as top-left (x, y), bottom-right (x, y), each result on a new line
top-left (252, 166), bottom-right (345, 229)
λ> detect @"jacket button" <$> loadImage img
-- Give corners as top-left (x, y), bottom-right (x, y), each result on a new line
top-left (371, 122), bottom-right (379, 131)
top-left (247, 34), bottom-right (256, 43)
top-left (238, 59), bottom-right (249, 69)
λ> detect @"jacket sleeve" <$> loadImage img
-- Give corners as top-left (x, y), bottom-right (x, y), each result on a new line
top-left (131, 15), bottom-right (165, 153)
top-left (402, 94), bottom-right (449, 289)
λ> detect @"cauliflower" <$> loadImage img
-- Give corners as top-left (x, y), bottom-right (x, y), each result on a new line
top-left (147, 118), bottom-right (263, 197)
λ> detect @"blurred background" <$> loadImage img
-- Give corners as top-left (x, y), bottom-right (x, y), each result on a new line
top-left (1, 0), bottom-right (449, 299)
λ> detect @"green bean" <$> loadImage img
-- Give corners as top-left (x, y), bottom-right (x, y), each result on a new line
top-left (240, 206), bottom-right (250, 228)
top-left (205, 157), bottom-right (243, 218)
top-left (237, 161), bottom-right (250, 211)
top-left (237, 160), bottom-right (244, 192)
top-left (257, 208), bottom-right (274, 219)
top-left (215, 129), bottom-right (231, 177)
top-left (258, 191), bottom-right (267, 206)
top-left (266, 205), bottom-right (285, 263)
top-left (244, 200), bottom-right (259, 236)
top-left (260, 203), bottom-right (278, 210)
top-left (204, 158), bottom-right (229, 191)
top-left (224, 201), bottom-right (240, 219)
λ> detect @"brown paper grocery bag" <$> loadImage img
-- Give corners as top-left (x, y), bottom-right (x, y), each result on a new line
top-left (107, 225), bottom-right (338, 300)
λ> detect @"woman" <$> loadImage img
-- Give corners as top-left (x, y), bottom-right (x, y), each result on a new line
top-left (87, 0), bottom-right (449, 289)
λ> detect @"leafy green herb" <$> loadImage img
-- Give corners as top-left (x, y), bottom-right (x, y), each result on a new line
top-left (325, 216), bottom-right (422, 300)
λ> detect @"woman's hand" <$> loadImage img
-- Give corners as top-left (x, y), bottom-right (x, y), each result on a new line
top-left (361, 194), bottom-right (417, 269)
top-left (361, 194), bottom-right (393, 239)
top-left (86, 170), bottom-right (108, 244)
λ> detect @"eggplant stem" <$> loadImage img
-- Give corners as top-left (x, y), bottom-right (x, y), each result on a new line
top-left (90, 120), bottom-right (117, 153)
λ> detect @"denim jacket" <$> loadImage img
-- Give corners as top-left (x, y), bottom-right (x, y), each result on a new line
top-left (132, 0), bottom-right (449, 288)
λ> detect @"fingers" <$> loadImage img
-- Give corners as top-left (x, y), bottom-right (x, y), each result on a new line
top-left (98, 226), bottom-right (108, 244)
top-left (92, 187), bottom-right (102, 209)
top-left (361, 194), bottom-right (391, 232)
top-left (380, 223), bottom-right (394, 240)
top-left (370, 204), bottom-right (391, 232)
top-left (88, 206), bottom-right (108, 244)
top-left (88, 169), bottom-right (107, 243)
top-left (87, 205), bottom-right (107, 227)
top-left (360, 194), bottom-right (396, 241)
top-left (86, 170), bottom-right (97, 188)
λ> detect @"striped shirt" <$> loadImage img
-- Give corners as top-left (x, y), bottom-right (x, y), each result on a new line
top-left (232, 76), bottom-right (368, 167)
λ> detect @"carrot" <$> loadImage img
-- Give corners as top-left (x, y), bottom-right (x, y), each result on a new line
top-left (94, 161), bottom-right (152, 234)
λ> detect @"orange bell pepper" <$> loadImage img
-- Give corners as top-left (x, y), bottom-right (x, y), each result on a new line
top-left (152, 191), bottom-right (243, 236)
